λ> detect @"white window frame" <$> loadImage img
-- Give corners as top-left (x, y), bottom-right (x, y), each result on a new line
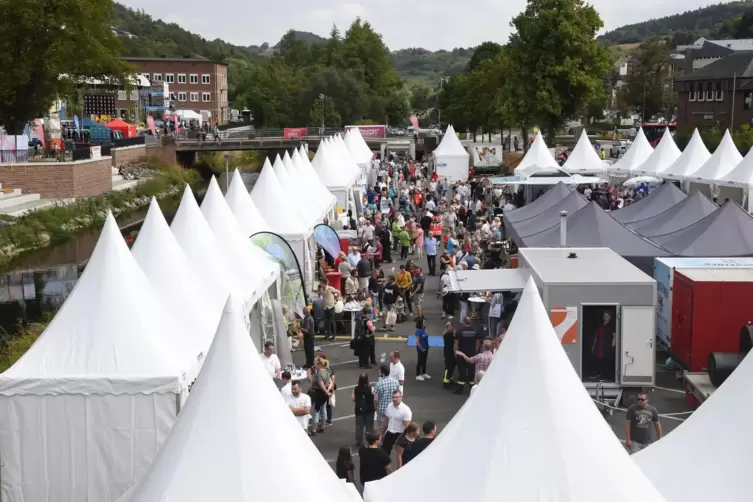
top-left (201, 74), bottom-right (211, 84)
top-left (689, 91), bottom-right (697, 102)
top-left (178, 92), bottom-right (187, 102)
top-left (169, 92), bottom-right (177, 101)
top-left (715, 89), bottom-right (724, 101)
top-left (189, 92), bottom-right (199, 102)
top-left (189, 74), bottom-right (199, 84)
top-left (165, 73), bottom-right (174, 84)
top-left (177, 74), bottom-right (186, 84)
top-left (202, 92), bottom-right (211, 103)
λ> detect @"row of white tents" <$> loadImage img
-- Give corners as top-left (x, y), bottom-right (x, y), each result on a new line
top-left (0, 129), bottom-right (376, 502)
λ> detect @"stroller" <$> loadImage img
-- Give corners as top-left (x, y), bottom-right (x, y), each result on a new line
top-left (394, 295), bottom-right (407, 324)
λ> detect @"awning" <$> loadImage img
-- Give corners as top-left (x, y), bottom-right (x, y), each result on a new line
top-left (448, 268), bottom-right (530, 293)
top-left (489, 175), bottom-right (605, 186)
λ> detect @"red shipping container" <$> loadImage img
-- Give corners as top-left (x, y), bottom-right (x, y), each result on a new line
top-left (671, 268), bottom-right (753, 372)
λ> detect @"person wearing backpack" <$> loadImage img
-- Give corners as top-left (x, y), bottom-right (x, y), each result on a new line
top-left (352, 372), bottom-right (377, 447)
top-left (352, 307), bottom-right (376, 368)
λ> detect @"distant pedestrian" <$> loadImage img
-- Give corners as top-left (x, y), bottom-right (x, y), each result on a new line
top-left (374, 364), bottom-right (400, 426)
top-left (415, 317), bottom-right (430, 381)
top-left (336, 446), bottom-right (355, 483)
top-left (442, 322), bottom-right (457, 389)
top-left (300, 306), bottom-right (316, 369)
top-left (625, 393), bottom-right (662, 453)
top-left (352, 372), bottom-right (376, 447)
top-left (359, 432), bottom-right (392, 485)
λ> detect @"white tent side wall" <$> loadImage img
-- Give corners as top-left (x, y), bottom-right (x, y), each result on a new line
top-left (0, 390), bottom-right (177, 502)
top-left (434, 153), bottom-right (469, 182)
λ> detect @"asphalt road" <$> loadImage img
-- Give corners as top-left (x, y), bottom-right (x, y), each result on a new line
top-left (289, 248), bottom-right (695, 492)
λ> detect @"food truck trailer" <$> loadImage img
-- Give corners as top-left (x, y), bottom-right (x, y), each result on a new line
top-left (518, 247), bottom-right (657, 408)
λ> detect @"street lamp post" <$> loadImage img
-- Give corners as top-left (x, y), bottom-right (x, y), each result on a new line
top-left (438, 77), bottom-right (447, 126)
top-left (318, 94), bottom-right (326, 135)
top-left (224, 153), bottom-right (235, 193)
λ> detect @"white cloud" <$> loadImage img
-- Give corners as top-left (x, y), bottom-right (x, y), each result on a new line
top-left (118, 0), bottom-right (739, 50)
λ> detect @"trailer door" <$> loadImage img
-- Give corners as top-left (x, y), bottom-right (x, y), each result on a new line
top-left (620, 306), bottom-right (655, 387)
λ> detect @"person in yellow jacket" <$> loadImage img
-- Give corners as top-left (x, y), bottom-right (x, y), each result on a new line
top-left (396, 264), bottom-right (414, 317)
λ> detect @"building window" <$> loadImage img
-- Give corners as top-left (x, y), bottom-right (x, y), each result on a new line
top-left (189, 74), bottom-right (199, 84)
top-left (177, 74), bottom-right (186, 84)
top-left (202, 74), bottom-right (210, 84)
top-left (190, 92), bottom-right (199, 102)
top-left (169, 92), bottom-right (177, 101)
top-left (165, 73), bottom-right (174, 84)
top-left (716, 90), bottom-right (724, 101)
top-left (152, 73), bottom-right (162, 82)
top-left (141, 73), bottom-right (150, 81)
top-left (689, 90), bottom-right (696, 102)
top-left (202, 92), bottom-right (211, 102)
top-left (745, 91), bottom-right (753, 110)
top-left (178, 92), bottom-right (187, 102)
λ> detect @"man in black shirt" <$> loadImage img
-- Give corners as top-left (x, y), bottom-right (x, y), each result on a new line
top-left (442, 322), bottom-right (457, 389)
top-left (419, 211), bottom-right (432, 233)
top-left (359, 431), bottom-right (392, 485)
top-left (407, 421), bottom-right (436, 463)
top-left (454, 317), bottom-right (481, 395)
top-left (381, 276), bottom-right (399, 332)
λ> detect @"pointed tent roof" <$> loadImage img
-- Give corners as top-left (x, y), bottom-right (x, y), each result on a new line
top-left (293, 148), bottom-right (336, 215)
top-left (611, 182), bottom-right (688, 224)
top-left (315, 140), bottom-right (356, 189)
top-left (251, 158), bottom-right (311, 235)
top-left (225, 169), bottom-right (270, 237)
top-left (628, 191), bottom-right (719, 238)
top-left (509, 190), bottom-right (588, 246)
top-left (609, 127), bottom-right (654, 176)
top-left (635, 128), bottom-right (682, 176)
top-left (503, 182), bottom-right (572, 226)
top-left (561, 130), bottom-right (608, 175)
top-left (651, 201), bottom-right (753, 256)
top-left (119, 297), bottom-right (360, 502)
top-left (201, 176), bottom-right (280, 307)
top-left (718, 144), bottom-right (753, 188)
top-left (345, 127), bottom-right (373, 165)
top-left (363, 277), bottom-right (668, 502)
top-left (633, 350), bottom-right (753, 502)
top-left (0, 213), bottom-right (189, 396)
top-left (686, 129), bottom-right (742, 182)
top-left (132, 198), bottom-right (221, 357)
top-left (334, 134), bottom-right (361, 179)
top-left (433, 125), bottom-right (469, 157)
top-left (272, 154), bottom-right (292, 189)
top-left (514, 131), bottom-right (559, 178)
top-left (661, 129), bottom-right (712, 180)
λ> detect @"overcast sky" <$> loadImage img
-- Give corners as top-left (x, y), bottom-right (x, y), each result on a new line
top-left (120, 0), bottom-right (734, 51)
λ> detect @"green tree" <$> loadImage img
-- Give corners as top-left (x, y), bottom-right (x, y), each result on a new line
top-left (0, 0), bottom-right (129, 134)
top-left (467, 42), bottom-right (503, 71)
top-left (623, 38), bottom-right (672, 120)
top-left (505, 0), bottom-right (612, 141)
top-left (410, 84), bottom-right (433, 114)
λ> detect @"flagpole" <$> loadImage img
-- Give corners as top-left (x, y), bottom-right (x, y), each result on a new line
top-left (731, 72), bottom-right (737, 131)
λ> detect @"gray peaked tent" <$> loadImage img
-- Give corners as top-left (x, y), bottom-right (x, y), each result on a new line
top-left (521, 202), bottom-right (673, 274)
top-left (610, 182), bottom-right (688, 224)
top-left (508, 190), bottom-right (588, 246)
top-left (503, 182), bottom-right (572, 228)
top-left (628, 191), bottom-right (719, 238)
top-left (650, 201), bottom-right (753, 256)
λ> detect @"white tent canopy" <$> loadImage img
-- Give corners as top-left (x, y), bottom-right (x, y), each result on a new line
top-left (119, 297), bottom-right (362, 502)
top-left (433, 124), bottom-right (470, 182)
top-left (660, 129), bottom-right (711, 181)
top-left (561, 129), bottom-right (608, 175)
top-left (363, 277), bottom-right (667, 502)
top-left (345, 127), bottom-right (374, 166)
top-left (719, 145), bottom-right (753, 188)
top-left (334, 134), bottom-right (362, 181)
top-left (635, 128), bottom-right (682, 176)
top-left (609, 127), bottom-right (654, 177)
top-left (252, 158), bottom-right (312, 235)
top-left (225, 169), bottom-right (271, 237)
top-left (514, 130), bottom-right (560, 178)
top-left (687, 129), bottom-right (742, 183)
top-left (0, 213), bottom-right (193, 502)
top-left (293, 147), bottom-right (336, 216)
top-left (132, 197), bottom-right (222, 358)
top-left (634, 349), bottom-right (753, 502)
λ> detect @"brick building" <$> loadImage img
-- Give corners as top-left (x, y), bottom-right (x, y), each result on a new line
top-left (675, 52), bottom-right (753, 130)
top-left (121, 57), bottom-right (229, 124)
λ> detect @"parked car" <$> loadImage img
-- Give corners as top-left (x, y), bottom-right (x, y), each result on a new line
top-left (609, 140), bottom-right (632, 158)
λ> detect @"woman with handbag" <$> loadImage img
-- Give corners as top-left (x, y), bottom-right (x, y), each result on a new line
top-left (309, 357), bottom-right (331, 436)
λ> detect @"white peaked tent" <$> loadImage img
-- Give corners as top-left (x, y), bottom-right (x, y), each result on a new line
top-left (609, 127), bottom-right (654, 177)
top-left (345, 127), bottom-right (374, 168)
top-left (716, 142), bottom-right (753, 211)
top-left (334, 134), bottom-right (362, 181)
top-left (225, 169), bottom-right (271, 237)
top-left (433, 124), bottom-right (470, 182)
top-left (561, 129), bottom-right (608, 175)
top-left (251, 158), bottom-right (316, 292)
top-left (273, 154), bottom-right (293, 193)
top-left (634, 349), bottom-right (753, 502)
top-left (514, 130), bottom-right (560, 178)
top-left (132, 198), bottom-right (222, 358)
top-left (686, 129), bottom-right (742, 183)
top-left (0, 213), bottom-right (194, 502)
top-left (661, 129), bottom-right (711, 181)
top-left (282, 150), bottom-right (314, 214)
top-left (201, 176), bottom-right (280, 308)
top-left (119, 297), bottom-right (362, 502)
top-left (635, 128), bottom-right (682, 176)
top-left (363, 277), bottom-right (668, 502)
top-left (314, 141), bottom-right (357, 212)
top-left (293, 147), bottom-right (336, 218)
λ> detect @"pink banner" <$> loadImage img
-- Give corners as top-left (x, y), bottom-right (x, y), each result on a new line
top-left (174, 115), bottom-right (180, 132)
top-left (345, 125), bottom-right (386, 139)
top-left (146, 116), bottom-right (157, 136)
top-left (34, 119), bottom-right (45, 149)
top-left (410, 114), bottom-right (419, 130)
top-left (284, 127), bottom-right (308, 140)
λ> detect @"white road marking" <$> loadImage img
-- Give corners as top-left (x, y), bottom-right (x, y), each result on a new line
top-left (331, 359), bottom-right (359, 367)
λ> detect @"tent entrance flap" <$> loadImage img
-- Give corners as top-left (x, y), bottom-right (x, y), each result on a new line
top-left (449, 269), bottom-right (530, 293)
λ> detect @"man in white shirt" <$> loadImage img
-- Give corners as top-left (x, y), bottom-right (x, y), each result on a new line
top-left (363, 220), bottom-right (375, 242)
top-left (389, 351), bottom-right (406, 394)
top-left (279, 371), bottom-right (293, 399)
top-left (262, 341), bottom-right (281, 380)
top-left (286, 381), bottom-right (311, 430)
top-left (381, 390), bottom-right (412, 454)
top-left (348, 248), bottom-right (361, 268)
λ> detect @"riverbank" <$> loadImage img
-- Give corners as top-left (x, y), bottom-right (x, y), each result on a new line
top-left (0, 156), bottom-right (199, 266)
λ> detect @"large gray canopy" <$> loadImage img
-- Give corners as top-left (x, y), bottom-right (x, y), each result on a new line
top-left (521, 202), bottom-right (673, 274)
top-left (610, 182), bottom-right (688, 224)
top-left (503, 182), bottom-right (571, 227)
top-left (651, 201), bottom-right (753, 256)
top-left (508, 190), bottom-right (587, 246)
top-left (628, 191), bottom-right (719, 238)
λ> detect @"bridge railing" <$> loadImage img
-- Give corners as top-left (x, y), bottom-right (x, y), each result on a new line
top-left (175, 127), bottom-right (360, 143)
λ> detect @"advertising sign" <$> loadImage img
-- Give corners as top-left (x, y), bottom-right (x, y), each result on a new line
top-left (471, 144), bottom-right (503, 167)
top-left (283, 127), bottom-right (308, 140)
top-left (90, 146), bottom-right (102, 159)
top-left (345, 125), bottom-right (386, 139)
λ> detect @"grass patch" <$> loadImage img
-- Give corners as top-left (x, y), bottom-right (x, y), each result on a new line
top-left (0, 315), bottom-right (51, 373)
top-left (0, 157), bottom-right (199, 265)
top-left (196, 150), bottom-right (263, 173)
